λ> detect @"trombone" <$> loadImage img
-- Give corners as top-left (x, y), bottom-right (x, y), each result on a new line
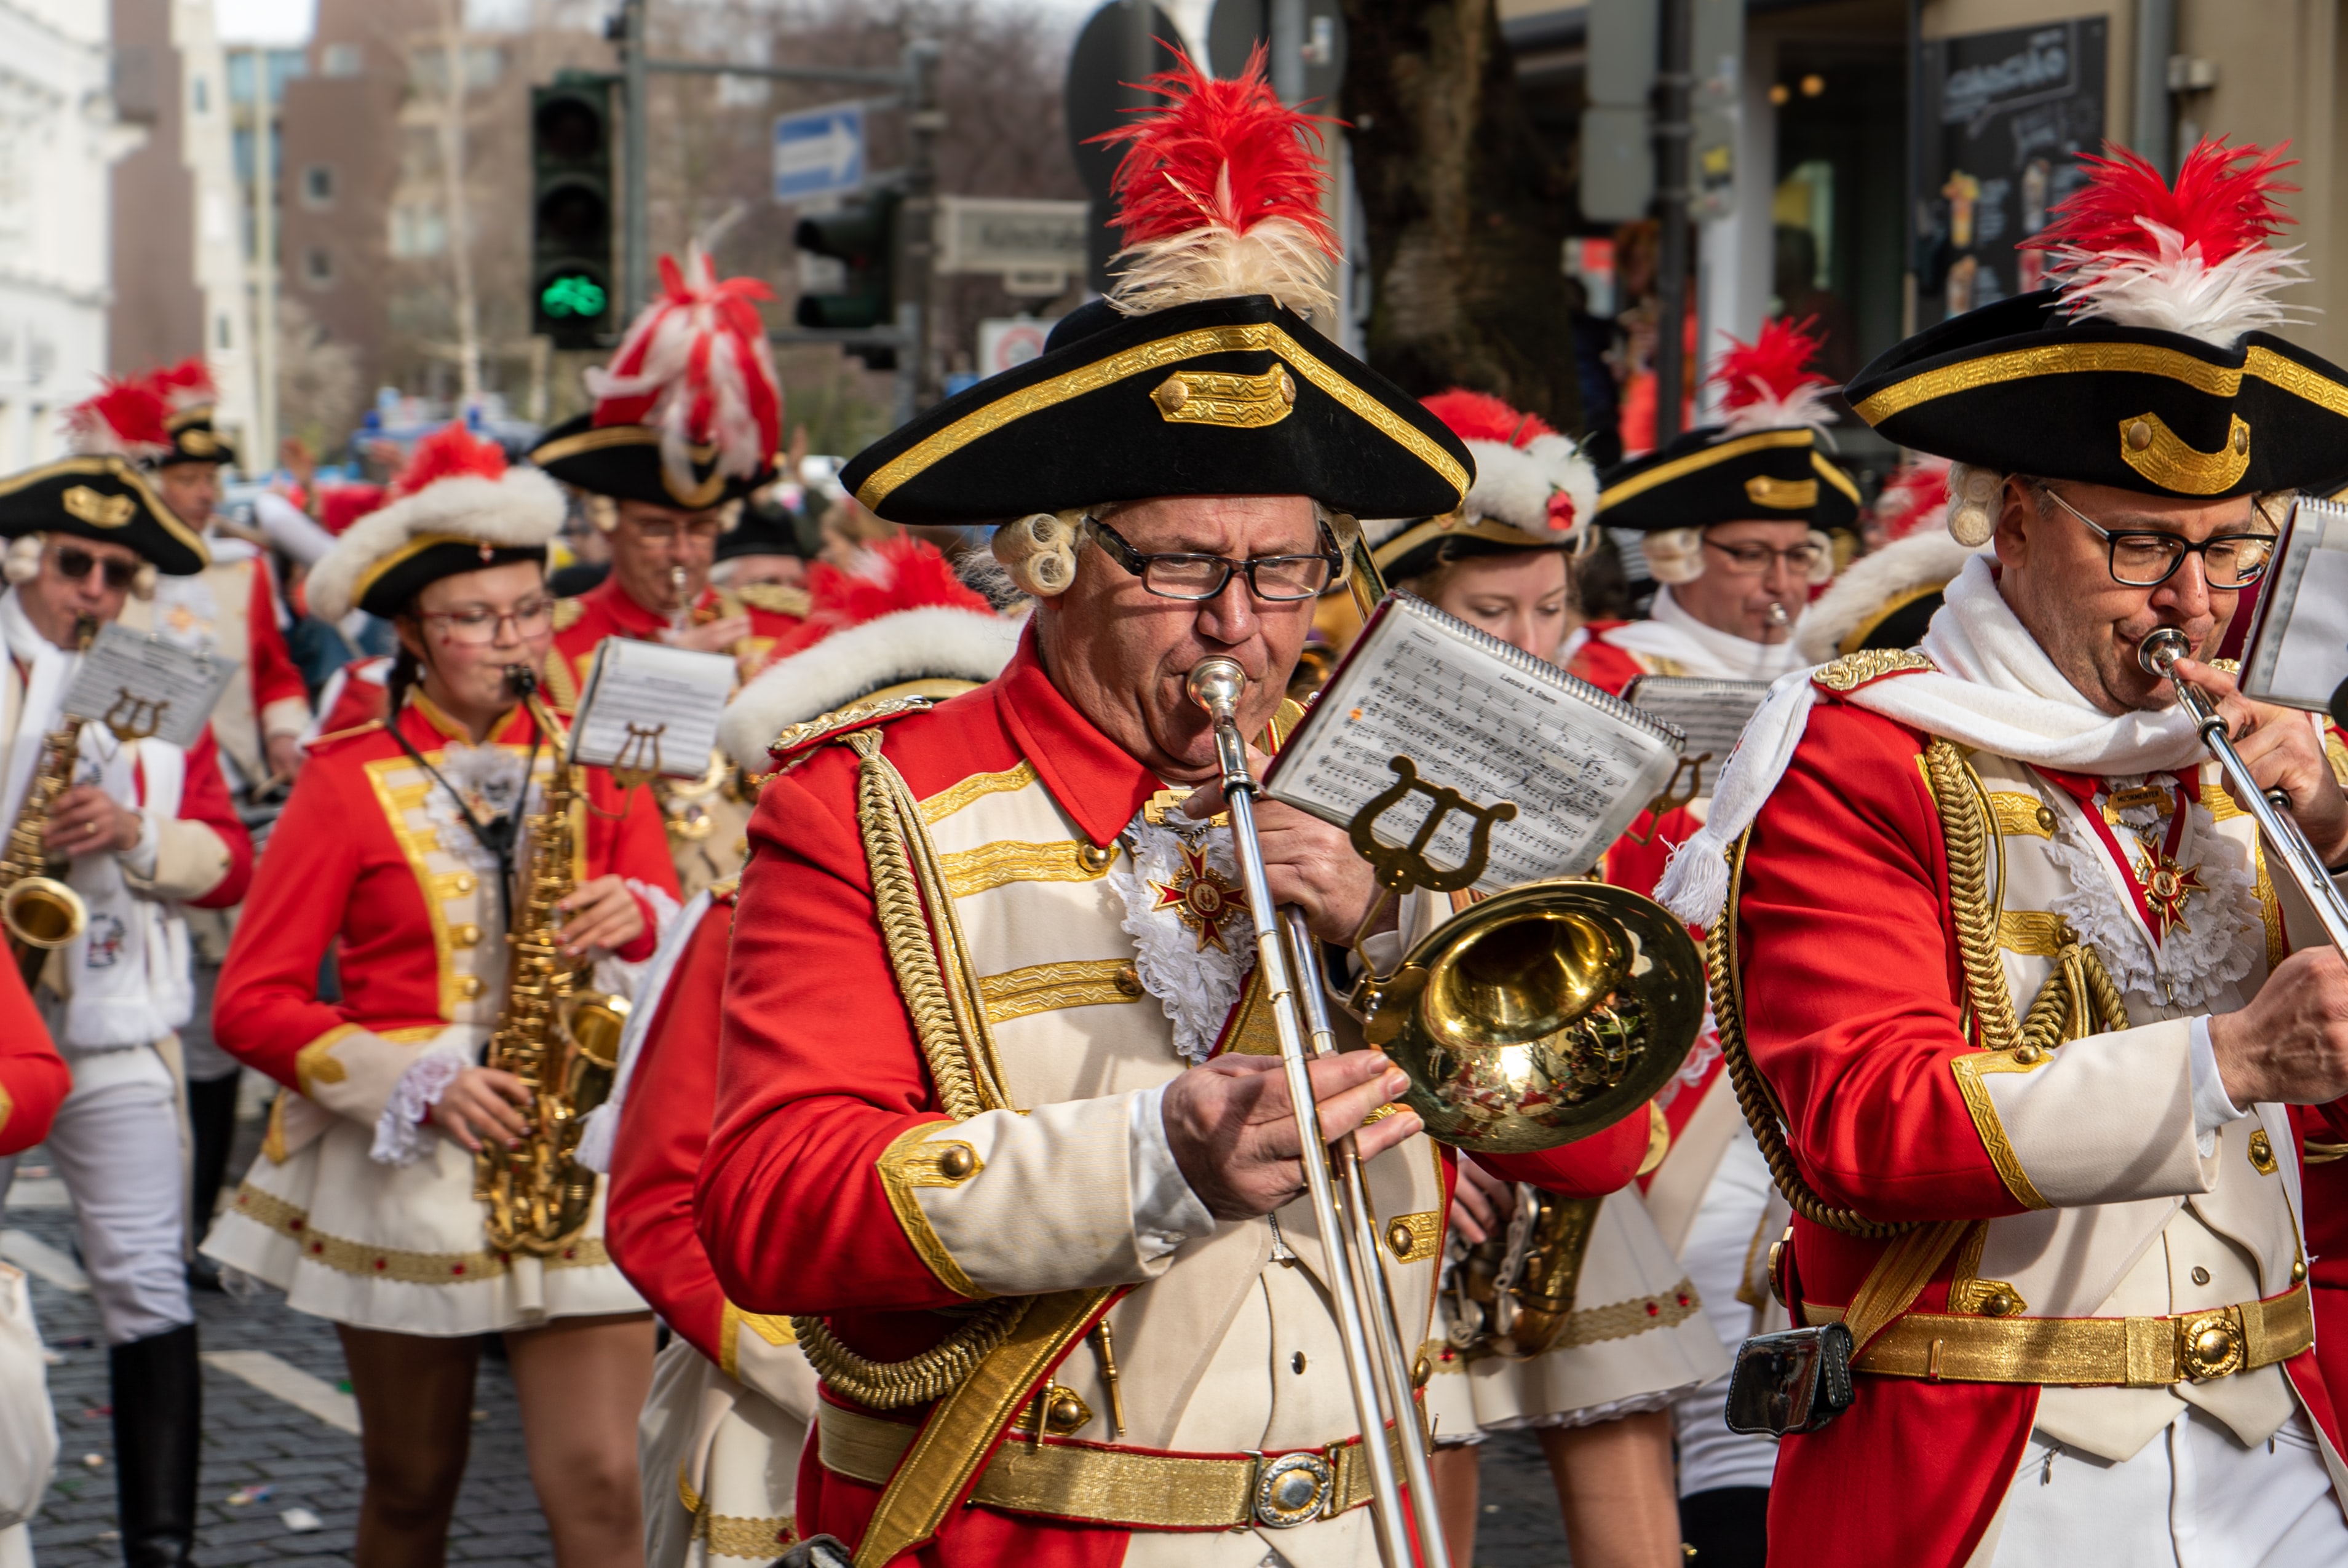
top-left (2141, 627), bottom-right (2348, 951)
top-left (1186, 655), bottom-right (1451, 1568)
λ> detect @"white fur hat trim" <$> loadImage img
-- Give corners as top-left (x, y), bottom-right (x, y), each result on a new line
top-left (720, 606), bottom-right (1021, 770)
top-left (308, 470), bottom-right (565, 624)
top-left (1795, 529), bottom-right (1986, 663)
top-left (1361, 434), bottom-right (1600, 552)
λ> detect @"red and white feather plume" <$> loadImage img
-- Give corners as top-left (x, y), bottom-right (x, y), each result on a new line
top-left (586, 247), bottom-right (783, 501)
top-left (1870, 453), bottom-right (1951, 542)
top-left (151, 357), bottom-right (218, 413)
top-left (1711, 316), bottom-right (1839, 437)
top-left (2027, 139), bottom-right (2306, 347)
top-left (63, 378), bottom-right (173, 459)
top-left (1416, 389), bottom-right (1599, 543)
top-left (1093, 44), bottom-right (1339, 319)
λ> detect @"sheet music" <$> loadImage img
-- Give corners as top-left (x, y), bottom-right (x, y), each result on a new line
top-left (2243, 496), bottom-right (2348, 713)
top-left (566, 639), bottom-right (736, 778)
top-left (62, 622), bottom-right (239, 751)
top-left (1265, 595), bottom-right (1683, 889)
top-left (1622, 675), bottom-right (1773, 792)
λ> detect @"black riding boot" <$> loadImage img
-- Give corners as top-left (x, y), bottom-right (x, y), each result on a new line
top-left (111, 1321), bottom-right (202, 1568)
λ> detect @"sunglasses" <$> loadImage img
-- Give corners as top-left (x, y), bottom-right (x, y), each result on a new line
top-left (54, 545), bottom-right (139, 592)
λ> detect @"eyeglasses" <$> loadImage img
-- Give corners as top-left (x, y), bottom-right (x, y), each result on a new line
top-left (1703, 539), bottom-right (1826, 576)
top-left (1085, 517), bottom-right (1339, 602)
top-left (2041, 486), bottom-right (2276, 590)
top-left (54, 544), bottom-right (138, 591)
top-left (630, 518), bottom-right (723, 545)
top-left (418, 599), bottom-right (556, 646)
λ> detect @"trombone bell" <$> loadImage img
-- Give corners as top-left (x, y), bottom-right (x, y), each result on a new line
top-left (1356, 881), bottom-right (1707, 1154)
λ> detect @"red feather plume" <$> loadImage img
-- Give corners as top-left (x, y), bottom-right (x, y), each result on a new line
top-left (767, 536), bottom-right (993, 660)
top-left (2031, 139), bottom-right (2296, 268)
top-left (63, 378), bottom-right (172, 457)
top-left (587, 248), bottom-right (782, 494)
top-left (1871, 456), bottom-right (1952, 543)
top-left (318, 483), bottom-right (389, 536)
top-left (1096, 44), bottom-right (1336, 253)
top-left (391, 424), bottom-right (508, 499)
top-left (151, 357), bottom-right (219, 409)
top-left (1710, 317), bottom-right (1831, 408)
top-left (1421, 389), bottom-right (1557, 449)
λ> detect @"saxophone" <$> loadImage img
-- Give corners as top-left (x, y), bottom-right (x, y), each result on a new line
top-left (1, 616), bottom-right (95, 986)
top-left (474, 669), bottom-right (632, 1255)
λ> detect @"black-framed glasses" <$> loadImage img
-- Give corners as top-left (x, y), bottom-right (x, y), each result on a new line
top-left (1085, 516), bottom-right (1339, 602)
top-left (1704, 538), bottom-right (1826, 576)
top-left (2042, 486), bottom-right (2276, 590)
top-left (54, 544), bottom-right (138, 591)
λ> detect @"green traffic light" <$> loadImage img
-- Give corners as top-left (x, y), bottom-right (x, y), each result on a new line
top-left (540, 273), bottom-right (608, 319)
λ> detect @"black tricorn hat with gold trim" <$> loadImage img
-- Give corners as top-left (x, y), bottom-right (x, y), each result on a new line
top-left (1595, 319), bottom-right (1861, 534)
top-left (1849, 140), bottom-right (2348, 502)
top-left (839, 50), bottom-right (1470, 526)
top-left (531, 249), bottom-right (780, 510)
top-left (0, 456), bottom-right (208, 576)
top-left (151, 360), bottom-right (236, 468)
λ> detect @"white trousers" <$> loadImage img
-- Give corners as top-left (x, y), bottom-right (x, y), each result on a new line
top-left (1672, 1125), bottom-right (1780, 1496)
top-left (0, 1075), bottom-right (191, 1346)
top-left (1986, 1406), bottom-right (2348, 1568)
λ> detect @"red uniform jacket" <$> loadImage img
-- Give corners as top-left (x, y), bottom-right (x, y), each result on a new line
top-left (1567, 624), bottom-right (1702, 898)
top-left (0, 962), bottom-right (67, 1156)
top-left (546, 575), bottom-right (803, 711)
top-left (606, 889), bottom-right (736, 1364)
top-left (214, 697), bottom-right (675, 1087)
top-left (244, 554), bottom-right (309, 718)
top-left (697, 636), bottom-right (1648, 1561)
top-left (1741, 694), bottom-right (2346, 1567)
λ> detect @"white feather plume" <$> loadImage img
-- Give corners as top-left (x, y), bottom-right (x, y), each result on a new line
top-left (2047, 221), bottom-right (2312, 347)
top-left (1107, 215), bottom-right (1336, 321)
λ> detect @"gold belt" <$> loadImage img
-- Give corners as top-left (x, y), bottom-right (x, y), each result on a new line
top-left (816, 1399), bottom-right (1413, 1531)
top-left (1803, 1283), bottom-right (2313, 1388)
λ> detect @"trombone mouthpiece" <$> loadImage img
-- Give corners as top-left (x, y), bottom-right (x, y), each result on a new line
top-left (1186, 657), bottom-right (1247, 721)
top-left (1764, 601), bottom-right (1791, 628)
top-left (2138, 627), bottom-right (2193, 678)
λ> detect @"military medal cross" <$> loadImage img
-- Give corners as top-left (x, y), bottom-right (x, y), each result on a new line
top-left (1149, 841), bottom-right (1250, 952)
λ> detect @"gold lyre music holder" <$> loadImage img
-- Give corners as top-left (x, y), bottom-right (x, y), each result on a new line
top-left (1620, 752), bottom-right (1708, 846)
top-left (101, 689), bottom-right (168, 745)
top-left (608, 721), bottom-right (669, 792)
top-left (1344, 753), bottom-right (1518, 977)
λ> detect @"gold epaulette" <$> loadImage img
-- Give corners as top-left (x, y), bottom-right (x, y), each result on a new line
top-left (550, 596), bottom-right (586, 632)
top-left (707, 876), bottom-right (740, 905)
top-left (769, 694), bottom-right (941, 769)
top-left (1811, 647), bottom-right (1935, 694)
top-left (304, 718), bottom-right (386, 751)
top-left (735, 580), bottom-right (812, 619)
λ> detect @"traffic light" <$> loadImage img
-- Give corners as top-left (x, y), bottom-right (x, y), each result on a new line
top-left (531, 78), bottom-right (614, 349)
top-left (794, 191), bottom-right (899, 366)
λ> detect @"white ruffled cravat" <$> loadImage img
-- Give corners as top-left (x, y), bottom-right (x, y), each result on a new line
top-left (1592, 585), bottom-right (1808, 683)
top-left (1657, 554), bottom-right (2209, 926)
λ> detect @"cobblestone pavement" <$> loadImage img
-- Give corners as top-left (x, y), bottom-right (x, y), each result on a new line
top-left (8, 1093), bottom-right (1584, 1568)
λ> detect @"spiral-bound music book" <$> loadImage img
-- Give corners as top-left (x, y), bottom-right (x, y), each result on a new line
top-left (567, 639), bottom-right (736, 779)
top-left (1263, 593), bottom-right (1686, 891)
top-left (1620, 675), bottom-right (1774, 796)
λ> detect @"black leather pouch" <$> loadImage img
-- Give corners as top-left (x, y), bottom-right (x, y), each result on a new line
top-left (767, 1537), bottom-right (852, 1568)
top-left (1724, 1321), bottom-right (1855, 1436)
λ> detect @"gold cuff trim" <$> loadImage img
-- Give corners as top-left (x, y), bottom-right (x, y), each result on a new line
top-left (1807, 1283), bottom-right (2314, 1387)
top-left (2119, 411), bottom-right (2251, 495)
top-left (978, 960), bottom-right (1143, 1024)
top-left (918, 761), bottom-right (1039, 825)
top-left (1949, 1051), bottom-right (2054, 1210)
top-left (939, 839), bottom-right (1114, 898)
top-left (293, 1025), bottom-right (357, 1095)
top-left (1852, 342), bottom-right (2348, 427)
top-left (228, 1180), bottom-right (609, 1281)
top-left (875, 1123), bottom-right (990, 1300)
top-left (854, 323), bottom-right (1469, 510)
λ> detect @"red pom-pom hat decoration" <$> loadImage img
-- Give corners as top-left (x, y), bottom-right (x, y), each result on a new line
top-left (63, 378), bottom-right (173, 460)
top-left (1870, 453), bottom-right (1953, 542)
top-left (586, 246), bottom-right (783, 504)
top-left (151, 358), bottom-right (220, 411)
top-left (390, 422), bottom-right (509, 497)
top-left (1370, 389), bottom-right (1598, 548)
top-left (1092, 43), bottom-right (1339, 319)
top-left (2026, 138), bottom-right (2306, 347)
top-left (1711, 316), bottom-right (1839, 437)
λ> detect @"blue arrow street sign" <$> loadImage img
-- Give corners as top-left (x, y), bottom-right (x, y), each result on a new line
top-left (772, 101), bottom-right (866, 202)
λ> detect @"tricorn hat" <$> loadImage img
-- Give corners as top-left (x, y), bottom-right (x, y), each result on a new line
top-left (1595, 318), bottom-right (1862, 539)
top-left (1366, 390), bottom-right (1599, 581)
top-left (152, 359), bottom-right (237, 468)
top-left (716, 495), bottom-right (808, 562)
top-left (0, 454), bottom-right (207, 577)
top-left (310, 424), bottom-right (562, 621)
top-left (837, 49), bottom-right (1470, 527)
top-left (531, 248), bottom-right (782, 510)
top-left (1847, 140), bottom-right (2348, 529)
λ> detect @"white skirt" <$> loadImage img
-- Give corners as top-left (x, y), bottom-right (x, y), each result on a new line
top-left (1425, 1189), bottom-right (1729, 1442)
top-left (202, 1114), bottom-right (646, 1336)
top-left (640, 1338), bottom-right (811, 1567)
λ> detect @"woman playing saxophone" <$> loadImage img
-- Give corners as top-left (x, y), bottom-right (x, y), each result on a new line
top-left (203, 426), bottom-right (680, 1568)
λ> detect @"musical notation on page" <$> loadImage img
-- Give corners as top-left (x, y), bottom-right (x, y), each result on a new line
top-left (567, 639), bottom-right (736, 780)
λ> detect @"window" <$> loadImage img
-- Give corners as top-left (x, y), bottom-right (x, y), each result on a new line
top-left (322, 43), bottom-right (362, 77)
top-left (216, 315), bottom-right (231, 350)
top-left (302, 247), bottom-right (335, 288)
top-left (389, 205), bottom-right (447, 258)
top-left (302, 165), bottom-right (335, 208)
top-left (191, 75), bottom-right (209, 114)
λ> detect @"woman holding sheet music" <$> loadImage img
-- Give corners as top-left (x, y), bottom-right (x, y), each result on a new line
top-left (1363, 391), bottom-right (1727, 1568)
top-left (203, 426), bottom-right (678, 1568)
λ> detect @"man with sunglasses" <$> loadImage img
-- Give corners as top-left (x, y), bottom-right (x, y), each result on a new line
top-left (1649, 141), bottom-right (2348, 1567)
top-left (0, 438), bottom-right (255, 1568)
top-left (529, 259), bottom-right (807, 897)
top-left (692, 65), bottom-right (1651, 1567)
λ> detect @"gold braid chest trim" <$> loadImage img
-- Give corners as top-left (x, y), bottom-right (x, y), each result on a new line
top-left (789, 726), bottom-right (1025, 1406)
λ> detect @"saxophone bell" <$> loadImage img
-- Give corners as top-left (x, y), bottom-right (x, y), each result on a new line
top-left (2, 616), bottom-right (95, 981)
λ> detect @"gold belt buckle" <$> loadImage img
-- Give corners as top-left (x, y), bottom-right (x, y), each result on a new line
top-left (1253, 1452), bottom-right (1336, 1529)
top-left (2176, 1305), bottom-right (2248, 1382)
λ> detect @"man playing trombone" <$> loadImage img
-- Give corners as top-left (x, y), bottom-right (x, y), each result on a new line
top-left (1657, 141), bottom-right (2348, 1566)
top-left (694, 53), bottom-right (1651, 1566)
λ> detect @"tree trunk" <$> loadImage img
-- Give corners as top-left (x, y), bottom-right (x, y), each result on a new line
top-left (1339, 0), bottom-right (1582, 433)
